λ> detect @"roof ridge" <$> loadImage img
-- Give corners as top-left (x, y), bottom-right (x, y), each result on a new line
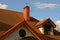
top-left (0, 9), bottom-right (22, 13)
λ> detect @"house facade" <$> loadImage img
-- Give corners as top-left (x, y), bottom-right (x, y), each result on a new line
top-left (0, 5), bottom-right (60, 40)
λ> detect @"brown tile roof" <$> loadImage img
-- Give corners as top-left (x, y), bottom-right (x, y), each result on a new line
top-left (26, 17), bottom-right (39, 27)
top-left (0, 31), bottom-right (6, 37)
top-left (26, 21), bottom-right (42, 35)
top-left (0, 9), bottom-right (39, 37)
top-left (0, 9), bottom-right (24, 26)
top-left (46, 35), bottom-right (60, 40)
top-left (41, 35), bottom-right (60, 40)
top-left (53, 30), bottom-right (60, 36)
top-left (0, 9), bottom-right (39, 26)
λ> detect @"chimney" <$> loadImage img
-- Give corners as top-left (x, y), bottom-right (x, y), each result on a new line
top-left (23, 6), bottom-right (30, 21)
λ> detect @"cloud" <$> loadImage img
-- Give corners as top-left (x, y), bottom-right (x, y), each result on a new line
top-left (34, 2), bottom-right (60, 8)
top-left (0, 4), bottom-right (8, 9)
top-left (55, 20), bottom-right (60, 32)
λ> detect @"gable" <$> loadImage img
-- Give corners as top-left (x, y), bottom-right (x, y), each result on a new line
top-left (36, 18), bottom-right (56, 35)
top-left (0, 9), bottom-right (39, 33)
top-left (4, 25), bottom-right (38, 40)
top-left (0, 21), bottom-right (43, 40)
top-left (36, 18), bottom-right (56, 28)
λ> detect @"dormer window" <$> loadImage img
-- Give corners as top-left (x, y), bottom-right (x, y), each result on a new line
top-left (39, 22), bottom-right (54, 35)
top-left (43, 22), bottom-right (52, 35)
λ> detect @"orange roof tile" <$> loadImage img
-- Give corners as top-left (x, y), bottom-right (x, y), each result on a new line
top-left (46, 35), bottom-right (60, 40)
top-left (0, 9), bottom-right (39, 38)
top-left (0, 9), bottom-right (39, 26)
top-left (0, 9), bottom-right (24, 26)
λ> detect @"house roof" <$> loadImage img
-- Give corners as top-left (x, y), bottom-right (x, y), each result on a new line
top-left (0, 9), bottom-right (39, 26)
top-left (41, 35), bottom-right (60, 40)
top-left (53, 30), bottom-right (60, 36)
top-left (35, 18), bottom-right (56, 28)
top-left (45, 35), bottom-right (60, 40)
top-left (0, 9), bottom-right (39, 37)
top-left (0, 9), bottom-right (24, 26)
top-left (0, 20), bottom-right (43, 40)
top-left (0, 6), bottom-right (58, 40)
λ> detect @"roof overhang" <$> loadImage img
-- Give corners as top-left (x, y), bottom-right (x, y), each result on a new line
top-left (35, 18), bottom-right (56, 29)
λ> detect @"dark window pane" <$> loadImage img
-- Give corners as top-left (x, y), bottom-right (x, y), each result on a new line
top-left (19, 29), bottom-right (26, 37)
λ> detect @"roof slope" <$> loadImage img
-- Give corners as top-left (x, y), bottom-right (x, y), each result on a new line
top-left (0, 9), bottom-right (23, 26)
top-left (46, 35), bottom-right (60, 40)
top-left (0, 20), bottom-right (43, 40)
top-left (53, 30), bottom-right (60, 36)
top-left (35, 18), bottom-right (56, 28)
top-left (0, 9), bottom-right (39, 26)
top-left (0, 9), bottom-right (39, 37)
top-left (41, 35), bottom-right (60, 40)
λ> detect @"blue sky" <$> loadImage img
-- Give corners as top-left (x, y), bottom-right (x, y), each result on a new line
top-left (0, 0), bottom-right (60, 22)
top-left (0, 0), bottom-right (60, 31)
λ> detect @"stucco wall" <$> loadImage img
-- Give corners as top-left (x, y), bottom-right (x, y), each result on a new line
top-left (38, 27), bottom-right (44, 34)
top-left (5, 25), bottom-right (35, 40)
top-left (38, 27), bottom-right (54, 35)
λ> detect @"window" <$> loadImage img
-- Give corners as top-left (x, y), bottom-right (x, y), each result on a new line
top-left (43, 22), bottom-right (53, 35)
top-left (19, 29), bottom-right (38, 40)
top-left (19, 29), bottom-right (26, 37)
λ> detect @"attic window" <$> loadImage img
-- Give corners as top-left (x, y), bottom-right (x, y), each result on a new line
top-left (19, 29), bottom-right (26, 37)
top-left (43, 22), bottom-right (53, 35)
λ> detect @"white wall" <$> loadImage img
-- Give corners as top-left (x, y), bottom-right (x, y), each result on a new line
top-left (5, 25), bottom-right (35, 40)
top-left (38, 27), bottom-right (54, 35)
top-left (50, 27), bottom-right (54, 35)
top-left (38, 27), bottom-right (44, 34)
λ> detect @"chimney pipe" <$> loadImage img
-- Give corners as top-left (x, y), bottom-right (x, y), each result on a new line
top-left (23, 6), bottom-right (30, 21)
